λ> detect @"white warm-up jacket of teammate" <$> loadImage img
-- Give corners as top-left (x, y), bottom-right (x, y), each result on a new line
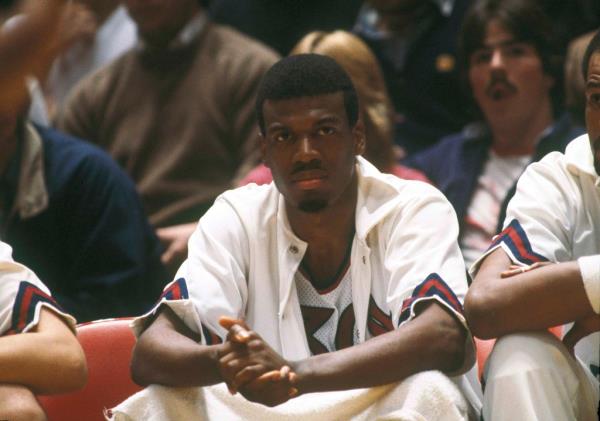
top-left (135, 157), bottom-right (481, 408)
top-left (0, 240), bottom-right (75, 335)
top-left (471, 134), bottom-right (600, 383)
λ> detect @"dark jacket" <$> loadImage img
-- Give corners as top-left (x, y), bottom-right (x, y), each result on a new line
top-left (404, 114), bottom-right (585, 237)
top-left (0, 124), bottom-right (167, 322)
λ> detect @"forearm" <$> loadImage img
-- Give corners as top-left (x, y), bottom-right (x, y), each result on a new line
top-left (130, 308), bottom-right (225, 388)
top-left (467, 250), bottom-right (595, 338)
top-left (291, 303), bottom-right (466, 394)
top-left (0, 310), bottom-right (86, 394)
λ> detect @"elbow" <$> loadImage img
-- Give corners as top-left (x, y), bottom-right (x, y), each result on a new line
top-left (62, 349), bottom-right (88, 392)
top-left (464, 289), bottom-right (503, 340)
top-left (49, 337), bottom-right (88, 393)
top-left (130, 341), bottom-right (154, 387)
top-left (436, 320), bottom-right (467, 373)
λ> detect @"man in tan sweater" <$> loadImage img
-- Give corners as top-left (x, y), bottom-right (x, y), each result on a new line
top-left (58, 0), bottom-right (279, 272)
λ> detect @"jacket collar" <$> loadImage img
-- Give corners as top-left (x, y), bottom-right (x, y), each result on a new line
top-left (354, 156), bottom-right (407, 240)
top-left (12, 122), bottom-right (48, 220)
top-left (564, 134), bottom-right (600, 187)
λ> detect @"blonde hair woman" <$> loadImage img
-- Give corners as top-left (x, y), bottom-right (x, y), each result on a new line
top-left (242, 30), bottom-right (428, 184)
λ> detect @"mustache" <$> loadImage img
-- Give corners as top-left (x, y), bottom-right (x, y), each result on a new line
top-left (291, 159), bottom-right (323, 175)
top-left (485, 76), bottom-right (517, 96)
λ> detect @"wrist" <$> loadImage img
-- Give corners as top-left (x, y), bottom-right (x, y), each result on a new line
top-left (289, 358), bottom-right (315, 395)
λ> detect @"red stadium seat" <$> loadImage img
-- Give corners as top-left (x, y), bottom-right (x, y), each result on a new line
top-left (38, 318), bottom-right (143, 421)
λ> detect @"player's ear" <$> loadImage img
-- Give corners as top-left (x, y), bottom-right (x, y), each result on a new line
top-left (352, 119), bottom-right (366, 155)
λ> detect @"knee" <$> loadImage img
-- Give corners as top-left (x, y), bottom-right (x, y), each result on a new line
top-left (0, 386), bottom-right (47, 421)
top-left (485, 331), bottom-right (573, 381)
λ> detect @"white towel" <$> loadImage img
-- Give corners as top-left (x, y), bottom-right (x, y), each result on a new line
top-left (107, 370), bottom-right (471, 421)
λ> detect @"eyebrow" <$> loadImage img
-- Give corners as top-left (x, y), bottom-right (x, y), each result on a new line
top-left (315, 116), bottom-right (343, 125)
top-left (477, 39), bottom-right (526, 50)
top-left (266, 122), bottom-right (286, 132)
top-left (586, 79), bottom-right (600, 90)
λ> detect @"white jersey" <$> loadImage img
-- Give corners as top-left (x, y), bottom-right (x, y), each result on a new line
top-left (471, 134), bottom-right (600, 380)
top-left (133, 157), bottom-right (482, 413)
top-left (137, 157), bottom-right (473, 363)
top-left (0, 240), bottom-right (75, 334)
top-left (295, 262), bottom-right (359, 354)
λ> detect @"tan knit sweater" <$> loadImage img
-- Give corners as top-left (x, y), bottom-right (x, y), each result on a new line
top-left (58, 22), bottom-right (279, 227)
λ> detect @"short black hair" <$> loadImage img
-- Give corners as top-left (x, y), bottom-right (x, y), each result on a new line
top-left (582, 30), bottom-right (600, 81)
top-left (255, 54), bottom-right (359, 135)
top-left (459, 0), bottom-right (563, 115)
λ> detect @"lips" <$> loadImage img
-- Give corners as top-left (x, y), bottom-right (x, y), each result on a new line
top-left (290, 169), bottom-right (328, 190)
top-left (486, 81), bottom-right (517, 100)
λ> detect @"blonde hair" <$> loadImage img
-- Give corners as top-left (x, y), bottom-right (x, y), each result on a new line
top-left (290, 31), bottom-right (395, 171)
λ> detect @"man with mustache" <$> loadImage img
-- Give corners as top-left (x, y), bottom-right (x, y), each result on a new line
top-left (108, 54), bottom-right (482, 420)
top-left (404, 0), bottom-right (584, 268)
top-left (466, 29), bottom-right (600, 420)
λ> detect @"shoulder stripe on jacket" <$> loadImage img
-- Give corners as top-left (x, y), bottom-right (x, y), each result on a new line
top-left (159, 278), bottom-right (189, 301)
top-left (490, 219), bottom-right (548, 265)
top-left (399, 273), bottom-right (463, 324)
top-left (11, 281), bottom-right (61, 333)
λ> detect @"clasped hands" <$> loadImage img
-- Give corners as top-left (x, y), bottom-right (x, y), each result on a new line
top-left (217, 316), bottom-right (299, 407)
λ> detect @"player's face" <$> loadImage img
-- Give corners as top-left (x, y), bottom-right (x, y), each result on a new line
top-left (468, 20), bottom-right (554, 128)
top-left (585, 51), bottom-right (600, 176)
top-left (260, 93), bottom-right (365, 213)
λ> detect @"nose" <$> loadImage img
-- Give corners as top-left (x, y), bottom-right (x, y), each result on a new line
top-left (490, 49), bottom-right (505, 69)
top-left (293, 134), bottom-right (320, 163)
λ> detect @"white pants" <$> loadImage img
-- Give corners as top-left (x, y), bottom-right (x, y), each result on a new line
top-left (109, 370), bottom-right (476, 421)
top-left (483, 332), bottom-right (599, 421)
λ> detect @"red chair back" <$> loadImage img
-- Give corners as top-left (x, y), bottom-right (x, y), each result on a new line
top-left (38, 318), bottom-right (143, 421)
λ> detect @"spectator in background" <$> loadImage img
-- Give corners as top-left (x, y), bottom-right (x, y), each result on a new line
top-left (208, 0), bottom-right (362, 56)
top-left (57, 0), bottom-right (279, 275)
top-left (404, 0), bottom-right (584, 268)
top-left (565, 30), bottom-right (596, 126)
top-left (354, 0), bottom-right (473, 155)
top-left (0, 240), bottom-right (87, 420)
top-left (43, 0), bottom-right (136, 119)
top-left (465, 29), bottom-right (600, 420)
top-left (0, 76), bottom-right (166, 322)
top-left (241, 30), bottom-right (430, 186)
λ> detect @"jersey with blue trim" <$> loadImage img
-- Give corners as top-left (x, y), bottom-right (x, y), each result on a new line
top-left (296, 265), bottom-right (358, 354)
top-left (471, 135), bottom-right (599, 381)
top-left (0, 240), bottom-right (75, 335)
top-left (132, 157), bottom-right (479, 383)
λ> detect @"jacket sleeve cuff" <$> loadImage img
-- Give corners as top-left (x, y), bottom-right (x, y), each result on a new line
top-left (577, 255), bottom-right (600, 314)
